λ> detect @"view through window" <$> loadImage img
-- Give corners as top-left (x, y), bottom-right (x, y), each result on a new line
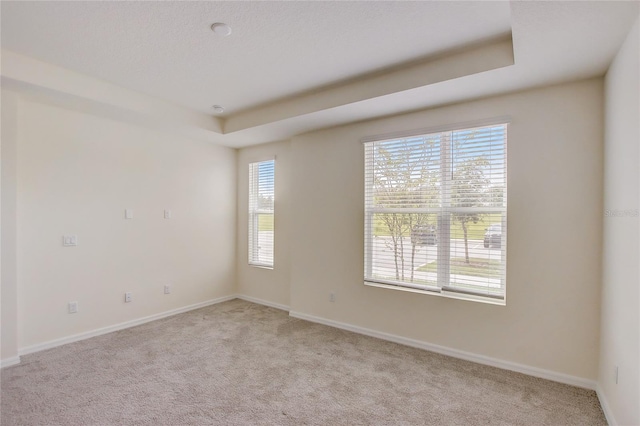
top-left (364, 124), bottom-right (507, 300)
top-left (249, 159), bottom-right (275, 267)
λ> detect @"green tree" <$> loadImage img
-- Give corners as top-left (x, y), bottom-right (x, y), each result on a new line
top-left (451, 157), bottom-right (490, 264)
top-left (258, 194), bottom-right (274, 210)
top-left (373, 138), bottom-right (439, 281)
top-left (486, 185), bottom-right (504, 207)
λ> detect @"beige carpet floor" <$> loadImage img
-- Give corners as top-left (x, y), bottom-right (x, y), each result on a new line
top-left (1, 299), bottom-right (605, 425)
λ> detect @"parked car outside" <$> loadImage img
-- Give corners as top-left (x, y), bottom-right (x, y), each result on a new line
top-left (484, 223), bottom-right (502, 248)
top-left (411, 224), bottom-right (437, 245)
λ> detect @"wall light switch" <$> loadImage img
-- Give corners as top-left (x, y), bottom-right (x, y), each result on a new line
top-left (164, 209), bottom-right (172, 219)
top-left (62, 235), bottom-right (78, 246)
top-left (125, 209), bottom-right (133, 219)
top-left (68, 301), bottom-right (78, 313)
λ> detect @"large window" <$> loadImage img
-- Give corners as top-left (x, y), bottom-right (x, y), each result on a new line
top-left (364, 123), bottom-right (507, 301)
top-left (249, 159), bottom-right (275, 267)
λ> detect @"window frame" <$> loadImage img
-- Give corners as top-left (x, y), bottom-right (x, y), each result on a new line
top-left (363, 119), bottom-right (508, 304)
top-left (248, 159), bottom-right (275, 269)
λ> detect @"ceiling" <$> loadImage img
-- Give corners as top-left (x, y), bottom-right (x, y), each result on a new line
top-left (1, 1), bottom-right (638, 148)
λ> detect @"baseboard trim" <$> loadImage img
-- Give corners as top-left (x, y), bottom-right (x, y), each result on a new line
top-left (289, 310), bottom-right (597, 391)
top-left (1, 356), bottom-right (21, 369)
top-left (596, 384), bottom-right (615, 425)
top-left (19, 295), bottom-right (237, 357)
top-left (11, 296), bottom-right (599, 394)
top-left (236, 294), bottom-right (290, 312)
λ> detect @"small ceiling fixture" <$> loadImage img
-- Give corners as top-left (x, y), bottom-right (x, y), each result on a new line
top-left (210, 22), bottom-right (231, 37)
top-left (211, 105), bottom-right (225, 114)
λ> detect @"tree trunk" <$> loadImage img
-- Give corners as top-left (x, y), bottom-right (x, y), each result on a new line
top-left (399, 233), bottom-right (405, 281)
top-left (462, 222), bottom-right (470, 264)
top-left (410, 243), bottom-right (416, 282)
top-left (392, 234), bottom-right (399, 280)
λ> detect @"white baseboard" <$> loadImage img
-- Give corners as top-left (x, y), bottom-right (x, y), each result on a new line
top-left (289, 310), bottom-right (597, 391)
top-left (236, 294), bottom-right (290, 312)
top-left (9, 295), bottom-right (600, 396)
top-left (18, 295), bottom-right (237, 357)
top-left (1, 356), bottom-right (21, 369)
top-left (596, 384), bottom-right (616, 426)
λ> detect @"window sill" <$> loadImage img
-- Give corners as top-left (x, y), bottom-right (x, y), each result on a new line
top-left (249, 263), bottom-right (274, 270)
top-left (364, 280), bottom-right (505, 306)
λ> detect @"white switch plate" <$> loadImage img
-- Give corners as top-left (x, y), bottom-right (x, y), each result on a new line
top-left (68, 301), bottom-right (78, 313)
top-left (164, 285), bottom-right (171, 294)
top-left (125, 209), bottom-right (133, 219)
top-left (164, 209), bottom-right (172, 219)
top-left (124, 292), bottom-right (132, 303)
top-left (62, 235), bottom-right (78, 246)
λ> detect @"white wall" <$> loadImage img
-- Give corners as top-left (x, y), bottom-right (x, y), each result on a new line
top-left (239, 79), bottom-right (604, 383)
top-left (600, 17), bottom-right (640, 426)
top-left (236, 140), bottom-right (291, 308)
top-left (1, 90), bottom-right (19, 364)
top-left (6, 97), bottom-right (236, 352)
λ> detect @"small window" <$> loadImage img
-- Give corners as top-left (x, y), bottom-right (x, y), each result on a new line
top-left (248, 159), bottom-right (275, 268)
top-left (364, 124), bottom-right (507, 301)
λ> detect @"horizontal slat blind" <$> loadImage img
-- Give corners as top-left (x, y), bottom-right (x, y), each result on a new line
top-left (364, 124), bottom-right (507, 300)
top-left (249, 159), bottom-right (275, 267)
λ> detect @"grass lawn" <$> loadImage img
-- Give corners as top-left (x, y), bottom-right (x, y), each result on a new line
top-left (373, 213), bottom-right (502, 240)
top-left (450, 215), bottom-right (502, 240)
top-left (418, 257), bottom-right (502, 278)
top-left (258, 214), bottom-right (274, 231)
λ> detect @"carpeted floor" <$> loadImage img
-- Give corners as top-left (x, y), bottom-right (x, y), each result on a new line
top-left (1, 299), bottom-right (605, 425)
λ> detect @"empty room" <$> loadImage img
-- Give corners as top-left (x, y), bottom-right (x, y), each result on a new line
top-left (1, 1), bottom-right (638, 425)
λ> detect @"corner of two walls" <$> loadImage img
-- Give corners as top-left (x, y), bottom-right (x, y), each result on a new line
top-left (2, 94), bottom-right (238, 359)
top-left (1, 90), bottom-right (20, 363)
top-left (239, 78), bottom-right (606, 386)
top-left (599, 16), bottom-right (640, 426)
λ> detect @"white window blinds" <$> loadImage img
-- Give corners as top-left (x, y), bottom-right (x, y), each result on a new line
top-left (364, 124), bottom-right (507, 300)
top-left (249, 159), bottom-right (275, 267)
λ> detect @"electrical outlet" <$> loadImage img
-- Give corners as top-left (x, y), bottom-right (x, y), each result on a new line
top-left (330, 292), bottom-right (335, 302)
top-left (614, 366), bottom-right (619, 384)
top-left (164, 285), bottom-right (171, 294)
top-left (164, 210), bottom-right (172, 219)
top-left (68, 301), bottom-right (78, 314)
top-left (125, 292), bottom-right (132, 303)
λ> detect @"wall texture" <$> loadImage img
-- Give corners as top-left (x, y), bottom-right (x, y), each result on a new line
top-left (8, 98), bottom-right (236, 352)
top-left (239, 79), bottom-right (604, 383)
top-left (600, 17), bottom-right (640, 426)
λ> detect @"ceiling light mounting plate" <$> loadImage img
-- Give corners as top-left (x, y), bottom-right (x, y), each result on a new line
top-left (211, 105), bottom-right (225, 114)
